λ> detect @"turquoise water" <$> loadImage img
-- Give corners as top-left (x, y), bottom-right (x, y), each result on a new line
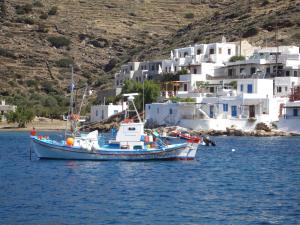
top-left (0, 131), bottom-right (300, 224)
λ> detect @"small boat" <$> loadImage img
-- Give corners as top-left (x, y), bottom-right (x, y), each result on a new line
top-left (30, 94), bottom-right (200, 161)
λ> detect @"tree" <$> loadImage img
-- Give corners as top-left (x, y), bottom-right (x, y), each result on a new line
top-left (121, 80), bottom-right (160, 111)
top-left (6, 107), bottom-right (35, 128)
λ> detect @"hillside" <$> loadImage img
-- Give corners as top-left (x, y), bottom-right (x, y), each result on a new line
top-left (0, 0), bottom-right (299, 117)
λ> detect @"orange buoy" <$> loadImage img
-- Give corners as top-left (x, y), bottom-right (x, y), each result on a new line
top-left (66, 137), bottom-right (74, 146)
top-left (30, 129), bottom-right (37, 136)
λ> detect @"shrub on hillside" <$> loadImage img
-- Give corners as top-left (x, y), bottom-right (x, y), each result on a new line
top-left (33, 1), bottom-right (44, 7)
top-left (48, 6), bottom-right (58, 15)
top-left (0, 48), bottom-right (17, 59)
top-left (15, 4), bottom-right (32, 14)
top-left (229, 55), bottom-right (245, 62)
top-left (56, 58), bottom-right (74, 68)
top-left (37, 23), bottom-right (49, 33)
top-left (242, 27), bottom-right (258, 38)
top-left (47, 36), bottom-right (71, 48)
top-left (292, 33), bottom-right (300, 40)
top-left (16, 17), bottom-right (35, 25)
top-left (39, 12), bottom-right (48, 19)
top-left (184, 13), bottom-right (194, 19)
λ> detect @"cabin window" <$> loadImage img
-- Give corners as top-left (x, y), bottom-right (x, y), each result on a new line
top-left (209, 48), bottom-right (215, 54)
top-left (114, 110), bottom-right (118, 114)
top-left (197, 49), bottom-right (202, 55)
top-left (247, 84), bottom-right (253, 93)
top-left (128, 127), bottom-right (136, 131)
top-left (228, 49), bottom-right (231, 55)
top-left (240, 84), bottom-right (244, 92)
top-left (218, 48), bottom-right (222, 54)
top-left (223, 104), bottom-right (228, 112)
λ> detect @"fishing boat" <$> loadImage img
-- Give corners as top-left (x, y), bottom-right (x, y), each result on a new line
top-left (30, 94), bottom-right (200, 160)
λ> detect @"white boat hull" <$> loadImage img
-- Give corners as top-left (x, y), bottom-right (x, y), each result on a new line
top-left (31, 138), bottom-right (198, 161)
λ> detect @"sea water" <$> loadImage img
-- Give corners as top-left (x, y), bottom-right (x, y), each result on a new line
top-left (0, 131), bottom-right (300, 225)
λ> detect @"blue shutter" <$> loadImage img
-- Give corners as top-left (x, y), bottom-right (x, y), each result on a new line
top-left (247, 84), bottom-right (253, 93)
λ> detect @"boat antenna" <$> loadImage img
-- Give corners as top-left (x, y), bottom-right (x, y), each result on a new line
top-left (123, 93), bottom-right (142, 123)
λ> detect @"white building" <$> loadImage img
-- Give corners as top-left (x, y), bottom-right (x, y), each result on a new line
top-left (146, 79), bottom-right (288, 131)
top-left (0, 100), bottom-right (16, 121)
top-left (90, 103), bottom-right (125, 123)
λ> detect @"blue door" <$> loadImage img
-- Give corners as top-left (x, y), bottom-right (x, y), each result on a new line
top-left (231, 106), bottom-right (237, 117)
top-left (209, 105), bottom-right (214, 118)
top-left (293, 109), bottom-right (298, 117)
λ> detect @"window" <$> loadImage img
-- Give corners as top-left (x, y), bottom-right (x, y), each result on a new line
top-left (209, 48), bottom-right (215, 54)
top-left (266, 67), bottom-right (270, 74)
top-left (210, 87), bottom-right (214, 93)
top-left (293, 109), bottom-right (298, 117)
top-left (197, 49), bottom-right (202, 55)
top-left (247, 84), bottom-right (253, 93)
top-left (240, 84), bottom-right (244, 92)
top-left (193, 68), bottom-right (197, 74)
top-left (96, 110), bottom-right (98, 117)
top-left (169, 108), bottom-right (173, 115)
top-left (113, 110), bottom-right (118, 114)
top-left (184, 83), bottom-right (188, 91)
top-left (285, 87), bottom-right (288, 92)
top-left (228, 49), bottom-right (231, 55)
top-left (286, 71), bottom-right (290, 76)
top-left (152, 65), bottom-right (155, 71)
top-left (223, 104), bottom-right (228, 112)
top-left (128, 127), bottom-right (136, 131)
top-left (294, 71), bottom-right (298, 77)
top-left (148, 105), bottom-right (151, 110)
top-left (184, 52), bottom-right (188, 57)
top-left (277, 86), bottom-right (282, 93)
top-left (157, 108), bottom-right (159, 114)
top-left (251, 67), bottom-right (256, 75)
top-left (240, 68), bottom-right (244, 73)
top-left (174, 66), bottom-right (177, 72)
top-left (228, 68), bottom-right (236, 77)
top-left (218, 48), bottom-right (222, 54)
top-left (116, 80), bottom-right (119, 86)
top-left (130, 66), bottom-right (133, 70)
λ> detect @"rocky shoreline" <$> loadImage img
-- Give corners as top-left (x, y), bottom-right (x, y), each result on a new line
top-left (85, 121), bottom-right (300, 137)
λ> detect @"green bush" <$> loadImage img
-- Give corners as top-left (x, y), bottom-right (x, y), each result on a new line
top-left (37, 23), bottom-right (49, 33)
top-left (39, 12), bottom-right (48, 19)
top-left (184, 13), bottom-right (194, 19)
top-left (229, 55), bottom-right (245, 62)
top-left (6, 106), bottom-right (35, 128)
top-left (47, 36), bottom-right (71, 48)
top-left (15, 4), bottom-right (32, 14)
top-left (56, 58), bottom-right (74, 68)
top-left (0, 48), bottom-right (17, 59)
top-left (26, 79), bottom-right (38, 87)
top-left (16, 17), bottom-right (35, 24)
top-left (48, 6), bottom-right (58, 15)
top-left (292, 33), bottom-right (300, 40)
top-left (33, 1), bottom-right (44, 7)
